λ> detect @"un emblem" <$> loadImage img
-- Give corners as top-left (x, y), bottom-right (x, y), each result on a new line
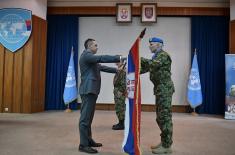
top-left (188, 68), bottom-right (201, 90)
top-left (0, 8), bottom-right (32, 52)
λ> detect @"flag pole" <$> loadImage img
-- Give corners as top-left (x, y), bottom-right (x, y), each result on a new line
top-left (191, 48), bottom-right (198, 116)
top-left (64, 46), bottom-right (75, 113)
top-left (188, 47), bottom-right (202, 116)
top-left (122, 28), bottom-right (146, 155)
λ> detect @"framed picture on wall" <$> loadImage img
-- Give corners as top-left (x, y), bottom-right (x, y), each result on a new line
top-left (116, 3), bottom-right (132, 23)
top-left (141, 3), bottom-right (157, 23)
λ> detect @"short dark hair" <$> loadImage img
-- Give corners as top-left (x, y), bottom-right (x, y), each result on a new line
top-left (84, 38), bottom-right (95, 49)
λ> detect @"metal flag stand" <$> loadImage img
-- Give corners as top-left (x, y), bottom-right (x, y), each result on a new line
top-left (191, 108), bottom-right (198, 116)
top-left (65, 103), bottom-right (72, 113)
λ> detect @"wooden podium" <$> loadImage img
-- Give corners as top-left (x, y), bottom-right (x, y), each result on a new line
top-left (0, 15), bottom-right (47, 113)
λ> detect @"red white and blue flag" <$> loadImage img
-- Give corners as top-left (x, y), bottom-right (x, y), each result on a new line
top-left (122, 29), bottom-right (145, 155)
top-left (25, 19), bottom-right (31, 31)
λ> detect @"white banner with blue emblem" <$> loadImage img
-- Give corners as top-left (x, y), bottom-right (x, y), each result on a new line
top-left (0, 8), bottom-right (32, 52)
top-left (225, 54), bottom-right (235, 120)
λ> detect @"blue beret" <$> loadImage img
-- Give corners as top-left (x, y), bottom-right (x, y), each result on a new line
top-left (149, 37), bottom-right (163, 44)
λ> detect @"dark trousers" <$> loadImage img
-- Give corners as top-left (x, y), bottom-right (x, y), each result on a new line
top-left (79, 93), bottom-right (98, 146)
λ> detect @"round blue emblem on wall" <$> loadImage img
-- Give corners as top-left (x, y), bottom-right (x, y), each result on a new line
top-left (0, 8), bottom-right (32, 52)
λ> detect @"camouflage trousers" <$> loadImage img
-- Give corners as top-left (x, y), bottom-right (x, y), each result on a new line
top-left (155, 93), bottom-right (173, 148)
top-left (114, 91), bottom-right (126, 121)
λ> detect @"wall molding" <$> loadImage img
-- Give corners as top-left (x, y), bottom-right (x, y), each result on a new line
top-left (47, 6), bottom-right (229, 16)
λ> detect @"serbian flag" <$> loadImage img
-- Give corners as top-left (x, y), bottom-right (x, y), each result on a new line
top-left (122, 29), bottom-right (145, 155)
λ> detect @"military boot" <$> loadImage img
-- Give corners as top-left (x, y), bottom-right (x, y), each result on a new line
top-left (152, 145), bottom-right (172, 154)
top-left (112, 120), bottom-right (124, 130)
top-left (150, 142), bottom-right (162, 149)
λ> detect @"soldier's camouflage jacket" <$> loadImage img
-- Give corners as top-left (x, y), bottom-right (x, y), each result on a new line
top-left (113, 69), bottom-right (126, 97)
top-left (141, 50), bottom-right (175, 96)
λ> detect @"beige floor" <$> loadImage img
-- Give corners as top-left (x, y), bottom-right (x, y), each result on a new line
top-left (0, 110), bottom-right (235, 155)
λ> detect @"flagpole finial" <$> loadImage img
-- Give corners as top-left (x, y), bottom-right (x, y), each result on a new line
top-left (139, 28), bottom-right (146, 39)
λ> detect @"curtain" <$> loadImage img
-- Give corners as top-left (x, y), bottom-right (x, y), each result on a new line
top-left (45, 15), bottom-right (79, 110)
top-left (191, 16), bottom-right (229, 114)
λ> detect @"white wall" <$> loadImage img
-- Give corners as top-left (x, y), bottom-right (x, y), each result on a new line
top-left (231, 0), bottom-right (235, 21)
top-left (79, 17), bottom-right (191, 105)
top-left (0, 0), bottom-right (47, 19)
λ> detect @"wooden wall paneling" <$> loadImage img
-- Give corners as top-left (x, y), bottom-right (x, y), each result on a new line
top-left (22, 37), bottom-right (33, 113)
top-left (48, 6), bottom-right (116, 15)
top-left (32, 16), bottom-right (40, 112)
top-left (230, 20), bottom-right (235, 53)
top-left (47, 6), bottom-right (229, 16)
top-left (12, 49), bottom-right (23, 113)
top-left (3, 50), bottom-right (14, 113)
top-left (30, 16), bottom-right (47, 113)
top-left (157, 7), bottom-right (229, 16)
top-left (39, 18), bottom-right (47, 112)
top-left (0, 15), bottom-right (47, 113)
top-left (0, 45), bottom-right (4, 112)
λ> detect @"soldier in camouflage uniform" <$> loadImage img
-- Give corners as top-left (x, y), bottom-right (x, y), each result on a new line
top-left (112, 62), bottom-right (126, 130)
top-left (141, 37), bottom-right (175, 154)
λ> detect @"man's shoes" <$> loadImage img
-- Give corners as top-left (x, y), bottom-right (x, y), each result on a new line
top-left (89, 142), bottom-right (102, 147)
top-left (152, 145), bottom-right (172, 154)
top-left (151, 142), bottom-right (162, 149)
top-left (79, 145), bottom-right (98, 154)
top-left (112, 120), bottom-right (124, 130)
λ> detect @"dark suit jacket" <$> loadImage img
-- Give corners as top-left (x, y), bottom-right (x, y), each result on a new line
top-left (79, 49), bottom-right (120, 95)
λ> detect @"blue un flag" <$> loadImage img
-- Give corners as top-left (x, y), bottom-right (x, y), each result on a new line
top-left (63, 47), bottom-right (78, 105)
top-left (187, 52), bottom-right (202, 108)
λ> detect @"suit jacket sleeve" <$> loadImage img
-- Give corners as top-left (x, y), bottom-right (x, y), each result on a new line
top-left (84, 51), bottom-right (120, 63)
top-left (99, 65), bottom-right (117, 73)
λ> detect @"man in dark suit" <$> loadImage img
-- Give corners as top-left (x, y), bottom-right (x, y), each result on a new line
top-left (79, 38), bottom-right (125, 154)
